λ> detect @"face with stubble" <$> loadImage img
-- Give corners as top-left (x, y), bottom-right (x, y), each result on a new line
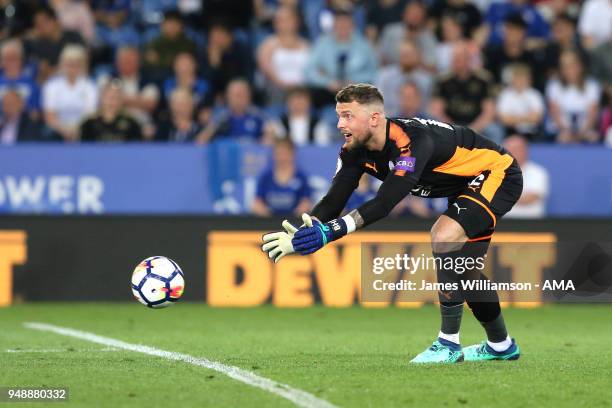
top-left (336, 101), bottom-right (376, 150)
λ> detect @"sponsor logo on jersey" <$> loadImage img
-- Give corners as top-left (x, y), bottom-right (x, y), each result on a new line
top-left (394, 156), bottom-right (416, 172)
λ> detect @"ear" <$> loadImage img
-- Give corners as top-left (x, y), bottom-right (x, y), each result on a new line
top-left (370, 111), bottom-right (382, 127)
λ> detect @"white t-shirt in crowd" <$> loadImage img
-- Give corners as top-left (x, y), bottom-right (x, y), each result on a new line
top-left (43, 75), bottom-right (98, 127)
top-left (497, 86), bottom-right (544, 133)
top-left (578, 0), bottom-right (612, 47)
top-left (271, 46), bottom-right (310, 86)
top-left (546, 79), bottom-right (600, 130)
top-left (506, 161), bottom-right (549, 219)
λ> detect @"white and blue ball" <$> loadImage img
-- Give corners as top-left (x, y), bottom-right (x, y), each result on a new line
top-left (131, 256), bottom-right (185, 308)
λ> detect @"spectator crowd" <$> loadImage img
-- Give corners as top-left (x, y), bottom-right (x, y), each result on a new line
top-left (0, 0), bottom-right (610, 146)
top-left (1, 0), bottom-right (607, 217)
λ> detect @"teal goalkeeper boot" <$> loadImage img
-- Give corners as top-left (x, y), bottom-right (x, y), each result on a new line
top-left (410, 338), bottom-right (464, 363)
top-left (463, 338), bottom-right (520, 361)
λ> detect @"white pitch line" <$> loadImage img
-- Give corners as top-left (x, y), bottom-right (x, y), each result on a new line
top-left (24, 322), bottom-right (337, 408)
top-left (6, 347), bottom-right (118, 353)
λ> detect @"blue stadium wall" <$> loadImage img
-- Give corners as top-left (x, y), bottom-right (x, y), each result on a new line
top-left (1, 142), bottom-right (612, 216)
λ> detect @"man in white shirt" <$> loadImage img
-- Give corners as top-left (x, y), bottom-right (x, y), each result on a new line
top-left (504, 134), bottom-right (549, 218)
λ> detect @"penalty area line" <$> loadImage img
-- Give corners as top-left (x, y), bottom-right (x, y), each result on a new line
top-left (24, 322), bottom-right (337, 408)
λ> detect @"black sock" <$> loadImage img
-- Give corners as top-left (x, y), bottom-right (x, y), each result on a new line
top-left (439, 303), bottom-right (463, 337)
top-left (434, 250), bottom-right (466, 340)
top-left (457, 241), bottom-right (508, 343)
top-left (479, 312), bottom-right (508, 343)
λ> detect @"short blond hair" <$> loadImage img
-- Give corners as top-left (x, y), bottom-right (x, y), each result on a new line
top-left (59, 45), bottom-right (88, 66)
top-left (1, 39), bottom-right (24, 58)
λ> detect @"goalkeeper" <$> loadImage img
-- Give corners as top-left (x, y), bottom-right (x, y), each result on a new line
top-left (262, 83), bottom-right (522, 363)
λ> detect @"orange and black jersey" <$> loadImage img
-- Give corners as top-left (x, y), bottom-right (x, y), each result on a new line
top-left (311, 117), bottom-right (521, 227)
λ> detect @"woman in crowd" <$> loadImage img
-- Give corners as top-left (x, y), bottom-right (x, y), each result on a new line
top-left (257, 6), bottom-right (310, 104)
top-left (546, 50), bottom-right (601, 143)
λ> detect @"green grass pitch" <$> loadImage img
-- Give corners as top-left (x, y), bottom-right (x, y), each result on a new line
top-left (1, 304), bottom-right (611, 408)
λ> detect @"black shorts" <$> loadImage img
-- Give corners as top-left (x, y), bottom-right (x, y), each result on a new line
top-left (444, 160), bottom-right (523, 240)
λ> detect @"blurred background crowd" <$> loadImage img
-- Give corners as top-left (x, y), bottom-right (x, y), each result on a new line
top-left (0, 0), bottom-right (610, 218)
top-left (1, 0), bottom-right (610, 146)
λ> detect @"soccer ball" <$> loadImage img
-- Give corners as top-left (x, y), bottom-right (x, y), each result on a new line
top-left (131, 256), bottom-right (185, 308)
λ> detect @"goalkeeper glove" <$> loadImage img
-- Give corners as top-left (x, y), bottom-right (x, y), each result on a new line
top-left (291, 215), bottom-right (348, 255)
top-left (261, 213), bottom-right (314, 263)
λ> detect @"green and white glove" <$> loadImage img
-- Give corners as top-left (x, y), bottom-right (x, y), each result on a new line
top-left (262, 213), bottom-right (314, 263)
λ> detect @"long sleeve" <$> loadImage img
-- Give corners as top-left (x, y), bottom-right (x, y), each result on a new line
top-left (311, 154), bottom-right (363, 222)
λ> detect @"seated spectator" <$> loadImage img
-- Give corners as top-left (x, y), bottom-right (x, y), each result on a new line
top-left (0, 89), bottom-right (42, 144)
top-left (50, 0), bottom-right (96, 44)
top-left (0, 39), bottom-right (40, 117)
top-left (163, 52), bottom-right (209, 107)
top-left (484, 13), bottom-right (540, 88)
top-left (25, 6), bottom-right (85, 82)
top-left (144, 10), bottom-right (197, 80)
top-left (504, 134), bottom-right (549, 218)
top-left (80, 82), bottom-right (143, 142)
top-left (257, 6), bottom-right (310, 104)
top-left (305, 9), bottom-right (378, 107)
top-left (484, 0), bottom-right (550, 47)
top-left (200, 20), bottom-right (254, 101)
top-left (376, 39), bottom-right (433, 115)
top-left (396, 82), bottom-right (429, 118)
top-left (496, 64), bottom-right (544, 139)
top-left (430, 43), bottom-right (502, 143)
top-left (198, 79), bottom-right (267, 143)
top-left (97, 46), bottom-right (160, 139)
top-left (94, 4), bottom-right (140, 55)
top-left (155, 88), bottom-right (202, 142)
top-left (538, 13), bottom-right (586, 80)
top-left (252, 139), bottom-right (312, 216)
top-left (434, 14), bottom-right (482, 75)
top-left (577, 0), bottom-right (612, 50)
top-left (546, 50), bottom-right (600, 143)
top-left (91, 0), bottom-right (131, 25)
top-left (429, 0), bottom-right (483, 40)
top-left (42, 45), bottom-right (98, 141)
top-left (131, 0), bottom-right (180, 28)
top-left (365, 0), bottom-right (407, 42)
top-left (269, 87), bottom-right (332, 146)
top-left (378, 1), bottom-right (437, 69)
top-left (301, 0), bottom-right (367, 40)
